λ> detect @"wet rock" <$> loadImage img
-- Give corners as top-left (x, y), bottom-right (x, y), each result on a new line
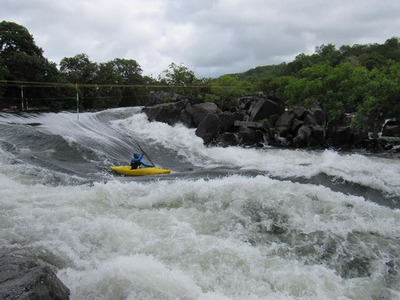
top-left (237, 127), bottom-right (264, 147)
top-left (304, 108), bottom-right (324, 126)
top-left (0, 251), bottom-right (70, 300)
top-left (274, 111), bottom-right (296, 137)
top-left (248, 98), bottom-right (285, 122)
top-left (293, 107), bottom-right (306, 119)
top-left (308, 125), bottom-right (324, 147)
top-left (293, 125), bottom-right (312, 148)
top-left (218, 111), bottom-right (243, 132)
top-left (183, 102), bottom-right (221, 128)
top-left (146, 91), bottom-right (184, 106)
top-left (332, 126), bottom-right (353, 148)
top-left (195, 114), bottom-right (223, 144)
top-left (215, 132), bottom-right (238, 147)
top-left (382, 123), bottom-right (400, 137)
top-left (142, 99), bottom-right (190, 125)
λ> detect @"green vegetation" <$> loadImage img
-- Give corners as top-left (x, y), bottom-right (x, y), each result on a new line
top-left (1, 20), bottom-right (400, 137)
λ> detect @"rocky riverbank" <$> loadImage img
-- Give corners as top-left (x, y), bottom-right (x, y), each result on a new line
top-left (0, 249), bottom-right (70, 299)
top-left (143, 91), bottom-right (400, 153)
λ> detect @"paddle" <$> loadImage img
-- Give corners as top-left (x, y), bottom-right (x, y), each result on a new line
top-left (133, 139), bottom-right (156, 167)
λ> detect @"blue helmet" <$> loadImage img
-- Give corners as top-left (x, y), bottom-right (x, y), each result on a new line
top-left (133, 153), bottom-right (140, 158)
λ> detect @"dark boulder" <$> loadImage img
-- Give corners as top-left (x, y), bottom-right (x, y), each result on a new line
top-left (308, 125), bottom-right (324, 147)
top-left (293, 125), bottom-right (312, 148)
top-left (331, 125), bottom-right (368, 149)
top-left (183, 102), bottom-right (221, 128)
top-left (304, 108), bottom-right (324, 126)
top-left (382, 120), bottom-right (400, 137)
top-left (332, 126), bottom-right (356, 148)
top-left (215, 132), bottom-right (238, 147)
top-left (238, 96), bottom-right (255, 110)
top-left (142, 99), bottom-right (190, 125)
top-left (237, 127), bottom-right (264, 147)
top-left (218, 111), bottom-right (244, 132)
top-left (146, 91), bottom-right (183, 106)
top-left (0, 251), bottom-right (70, 300)
top-left (293, 107), bottom-right (306, 119)
top-left (274, 111), bottom-right (296, 137)
top-left (248, 98), bottom-right (285, 122)
top-left (292, 125), bottom-right (324, 148)
top-left (290, 119), bottom-right (304, 133)
top-left (195, 114), bottom-right (223, 144)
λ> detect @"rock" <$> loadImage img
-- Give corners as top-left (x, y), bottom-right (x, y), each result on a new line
top-left (238, 96), bottom-right (255, 110)
top-left (248, 98), bottom-right (285, 122)
top-left (195, 114), bottom-right (223, 144)
top-left (290, 119), bottom-right (304, 133)
top-left (218, 112), bottom-right (242, 132)
top-left (292, 125), bottom-right (324, 148)
top-left (309, 125), bottom-right (324, 147)
top-left (293, 125), bottom-right (312, 148)
top-left (215, 132), bottom-right (238, 147)
top-left (146, 91), bottom-right (182, 106)
top-left (234, 121), bottom-right (264, 129)
top-left (142, 99), bottom-right (190, 125)
top-left (382, 125), bottom-right (400, 137)
top-left (304, 108), bottom-right (324, 126)
top-left (0, 251), bottom-right (70, 300)
top-left (237, 127), bottom-right (264, 147)
top-left (183, 102), bottom-right (221, 127)
top-left (274, 111), bottom-right (296, 137)
top-left (332, 126), bottom-right (354, 148)
top-left (293, 107), bottom-right (306, 119)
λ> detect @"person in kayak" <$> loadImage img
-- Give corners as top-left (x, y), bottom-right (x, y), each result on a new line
top-left (130, 153), bottom-right (152, 169)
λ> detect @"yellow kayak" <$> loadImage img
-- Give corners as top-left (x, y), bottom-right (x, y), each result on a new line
top-left (110, 165), bottom-right (171, 176)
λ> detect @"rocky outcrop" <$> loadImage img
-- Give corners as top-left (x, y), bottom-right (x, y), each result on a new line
top-left (0, 250), bottom-right (70, 300)
top-left (182, 102), bottom-right (221, 128)
top-left (142, 99), bottom-right (191, 125)
top-left (382, 119), bottom-right (400, 137)
top-left (195, 114), bottom-right (223, 144)
top-left (248, 98), bottom-right (285, 122)
top-left (146, 91), bottom-right (193, 106)
top-left (142, 93), bottom-right (385, 150)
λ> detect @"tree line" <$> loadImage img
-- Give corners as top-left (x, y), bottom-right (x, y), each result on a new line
top-left (1, 20), bottom-right (399, 136)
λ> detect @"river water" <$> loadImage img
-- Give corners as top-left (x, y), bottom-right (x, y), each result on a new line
top-left (0, 107), bottom-right (399, 299)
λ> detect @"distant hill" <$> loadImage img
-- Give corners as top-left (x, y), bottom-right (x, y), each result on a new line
top-left (224, 37), bottom-right (400, 83)
top-left (227, 63), bottom-right (287, 83)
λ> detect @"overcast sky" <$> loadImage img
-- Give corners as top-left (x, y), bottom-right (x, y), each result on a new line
top-left (1, 0), bottom-right (400, 78)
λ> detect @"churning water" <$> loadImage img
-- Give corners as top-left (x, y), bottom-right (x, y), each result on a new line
top-left (0, 108), bottom-right (399, 299)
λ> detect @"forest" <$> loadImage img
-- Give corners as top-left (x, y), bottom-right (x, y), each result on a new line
top-left (1, 20), bottom-right (400, 135)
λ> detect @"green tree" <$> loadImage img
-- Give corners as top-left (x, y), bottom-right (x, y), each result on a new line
top-left (60, 53), bottom-right (99, 109)
top-left (207, 75), bottom-right (254, 110)
top-left (108, 58), bottom-right (146, 106)
top-left (353, 62), bottom-right (400, 138)
top-left (284, 63), bottom-right (351, 135)
top-left (0, 57), bottom-right (9, 101)
top-left (0, 21), bottom-right (42, 57)
top-left (94, 61), bottom-right (123, 108)
top-left (159, 62), bottom-right (196, 96)
top-left (256, 75), bottom-right (291, 99)
top-left (0, 21), bottom-right (61, 109)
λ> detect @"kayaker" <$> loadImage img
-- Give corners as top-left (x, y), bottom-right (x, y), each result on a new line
top-left (130, 153), bottom-right (152, 169)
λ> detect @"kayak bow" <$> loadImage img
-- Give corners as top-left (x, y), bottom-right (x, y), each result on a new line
top-left (110, 166), bottom-right (171, 176)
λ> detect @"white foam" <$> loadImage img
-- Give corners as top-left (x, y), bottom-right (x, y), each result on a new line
top-left (113, 112), bottom-right (400, 196)
top-left (1, 173), bottom-right (399, 299)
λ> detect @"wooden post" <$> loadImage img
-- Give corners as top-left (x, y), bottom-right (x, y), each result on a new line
top-left (76, 83), bottom-right (79, 120)
top-left (21, 86), bottom-right (24, 111)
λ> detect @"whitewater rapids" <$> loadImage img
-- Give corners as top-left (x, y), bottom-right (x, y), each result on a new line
top-left (0, 107), bottom-right (399, 299)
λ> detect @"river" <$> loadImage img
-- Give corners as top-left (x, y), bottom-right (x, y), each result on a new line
top-left (0, 107), bottom-right (399, 299)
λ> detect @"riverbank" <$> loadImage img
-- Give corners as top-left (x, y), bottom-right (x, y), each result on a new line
top-left (142, 91), bottom-right (400, 154)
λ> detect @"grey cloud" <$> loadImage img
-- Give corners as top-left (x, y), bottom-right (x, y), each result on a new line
top-left (1, 0), bottom-right (400, 78)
